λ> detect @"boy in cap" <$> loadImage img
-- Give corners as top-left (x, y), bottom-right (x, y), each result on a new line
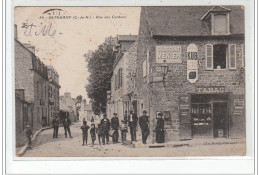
top-left (25, 124), bottom-right (33, 149)
top-left (96, 123), bottom-right (103, 145)
top-left (80, 120), bottom-right (90, 146)
top-left (120, 120), bottom-right (128, 145)
top-left (90, 123), bottom-right (96, 146)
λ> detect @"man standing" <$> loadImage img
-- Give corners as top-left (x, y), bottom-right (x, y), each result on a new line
top-left (101, 114), bottom-right (110, 144)
top-left (111, 113), bottom-right (119, 143)
top-left (52, 115), bottom-right (60, 139)
top-left (128, 110), bottom-right (138, 142)
top-left (63, 115), bottom-right (73, 138)
top-left (139, 110), bottom-right (150, 144)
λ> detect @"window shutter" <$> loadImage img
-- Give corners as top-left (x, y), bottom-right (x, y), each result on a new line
top-left (229, 44), bottom-right (236, 69)
top-left (147, 49), bottom-right (150, 76)
top-left (120, 68), bottom-right (123, 88)
top-left (115, 74), bottom-right (117, 90)
top-left (241, 44), bottom-right (245, 67)
top-left (205, 44), bottom-right (213, 70)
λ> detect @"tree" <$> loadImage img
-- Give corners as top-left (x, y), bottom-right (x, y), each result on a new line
top-left (76, 95), bottom-right (83, 104)
top-left (85, 36), bottom-right (116, 115)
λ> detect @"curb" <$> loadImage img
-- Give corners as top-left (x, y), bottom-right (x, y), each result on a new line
top-left (16, 126), bottom-right (53, 157)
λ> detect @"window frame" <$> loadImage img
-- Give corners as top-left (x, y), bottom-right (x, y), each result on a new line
top-left (211, 13), bottom-right (230, 35)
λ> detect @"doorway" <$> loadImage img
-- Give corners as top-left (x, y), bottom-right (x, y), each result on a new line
top-left (213, 102), bottom-right (228, 138)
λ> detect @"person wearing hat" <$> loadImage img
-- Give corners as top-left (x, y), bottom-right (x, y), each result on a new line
top-left (25, 124), bottom-right (33, 149)
top-left (139, 110), bottom-right (150, 144)
top-left (52, 115), bottom-right (60, 139)
top-left (155, 112), bottom-right (165, 143)
top-left (111, 113), bottom-right (119, 143)
top-left (101, 114), bottom-right (110, 144)
top-left (62, 116), bottom-right (73, 138)
top-left (128, 110), bottom-right (138, 142)
top-left (81, 120), bottom-right (90, 146)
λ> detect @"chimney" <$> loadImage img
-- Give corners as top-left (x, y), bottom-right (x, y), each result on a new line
top-left (14, 24), bottom-right (18, 40)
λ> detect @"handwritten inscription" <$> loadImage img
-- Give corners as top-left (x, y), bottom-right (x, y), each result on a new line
top-left (22, 23), bottom-right (56, 37)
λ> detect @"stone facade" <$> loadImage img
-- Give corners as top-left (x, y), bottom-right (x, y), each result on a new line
top-left (47, 65), bottom-right (60, 126)
top-left (108, 35), bottom-right (137, 121)
top-left (15, 39), bottom-right (49, 146)
top-left (136, 6), bottom-right (245, 142)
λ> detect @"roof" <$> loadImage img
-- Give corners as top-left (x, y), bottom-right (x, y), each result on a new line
top-left (144, 6), bottom-right (244, 37)
top-left (118, 35), bottom-right (138, 42)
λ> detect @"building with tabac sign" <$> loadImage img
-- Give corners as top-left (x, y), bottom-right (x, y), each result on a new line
top-left (136, 6), bottom-right (245, 143)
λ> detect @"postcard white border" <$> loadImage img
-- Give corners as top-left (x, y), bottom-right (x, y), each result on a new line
top-left (5, 0), bottom-right (256, 174)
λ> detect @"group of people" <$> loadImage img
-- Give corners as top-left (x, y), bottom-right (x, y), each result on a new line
top-left (52, 115), bottom-right (73, 139)
top-left (79, 110), bottom-right (165, 146)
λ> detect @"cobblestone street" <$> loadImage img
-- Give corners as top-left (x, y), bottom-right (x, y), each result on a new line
top-left (23, 122), bottom-right (246, 157)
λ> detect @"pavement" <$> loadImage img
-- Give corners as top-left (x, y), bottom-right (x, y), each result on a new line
top-left (19, 122), bottom-right (246, 157)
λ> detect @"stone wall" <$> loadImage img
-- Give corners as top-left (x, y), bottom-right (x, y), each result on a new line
top-left (137, 8), bottom-right (245, 141)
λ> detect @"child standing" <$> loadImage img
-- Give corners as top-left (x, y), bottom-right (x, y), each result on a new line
top-left (80, 121), bottom-right (90, 146)
top-left (120, 120), bottom-right (128, 145)
top-left (25, 124), bottom-right (33, 149)
top-left (90, 123), bottom-right (96, 146)
top-left (96, 123), bottom-right (103, 145)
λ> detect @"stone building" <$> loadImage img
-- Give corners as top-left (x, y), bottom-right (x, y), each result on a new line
top-left (47, 65), bottom-right (60, 126)
top-left (60, 92), bottom-right (77, 122)
top-left (78, 100), bottom-right (96, 122)
top-left (136, 6), bottom-right (245, 143)
top-left (107, 35), bottom-right (138, 120)
top-left (15, 36), bottom-right (49, 146)
top-left (15, 81), bottom-right (33, 146)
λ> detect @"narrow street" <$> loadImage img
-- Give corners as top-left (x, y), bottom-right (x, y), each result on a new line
top-left (23, 122), bottom-right (246, 157)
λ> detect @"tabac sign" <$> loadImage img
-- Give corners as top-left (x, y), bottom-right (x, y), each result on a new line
top-left (156, 45), bottom-right (182, 63)
top-left (196, 86), bottom-right (225, 93)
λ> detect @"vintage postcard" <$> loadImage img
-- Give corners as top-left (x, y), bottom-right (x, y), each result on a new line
top-left (14, 6), bottom-right (247, 157)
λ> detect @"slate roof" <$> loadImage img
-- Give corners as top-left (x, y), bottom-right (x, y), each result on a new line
top-left (118, 35), bottom-right (138, 42)
top-left (144, 6), bottom-right (244, 37)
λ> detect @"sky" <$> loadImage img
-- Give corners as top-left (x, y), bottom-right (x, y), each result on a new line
top-left (15, 7), bottom-right (141, 101)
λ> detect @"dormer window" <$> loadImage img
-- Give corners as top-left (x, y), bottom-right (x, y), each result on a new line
top-left (201, 6), bottom-right (231, 35)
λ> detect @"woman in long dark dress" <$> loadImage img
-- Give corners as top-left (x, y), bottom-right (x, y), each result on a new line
top-left (155, 112), bottom-right (165, 143)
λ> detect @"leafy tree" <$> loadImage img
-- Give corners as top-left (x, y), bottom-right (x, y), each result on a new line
top-left (85, 36), bottom-right (116, 115)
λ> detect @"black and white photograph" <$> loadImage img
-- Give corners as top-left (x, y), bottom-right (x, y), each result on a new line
top-left (14, 5), bottom-right (247, 158)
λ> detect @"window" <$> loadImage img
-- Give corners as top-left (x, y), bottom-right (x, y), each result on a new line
top-left (211, 13), bottom-right (230, 35)
top-left (206, 44), bottom-right (229, 70)
top-left (147, 49), bottom-right (150, 76)
top-left (214, 44), bottom-right (227, 69)
top-left (229, 44), bottom-right (236, 69)
top-left (115, 68), bottom-right (123, 90)
top-left (214, 14), bottom-right (227, 34)
top-left (143, 60), bottom-right (147, 77)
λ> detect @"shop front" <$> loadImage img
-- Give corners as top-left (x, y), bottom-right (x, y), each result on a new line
top-left (190, 92), bottom-right (230, 139)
